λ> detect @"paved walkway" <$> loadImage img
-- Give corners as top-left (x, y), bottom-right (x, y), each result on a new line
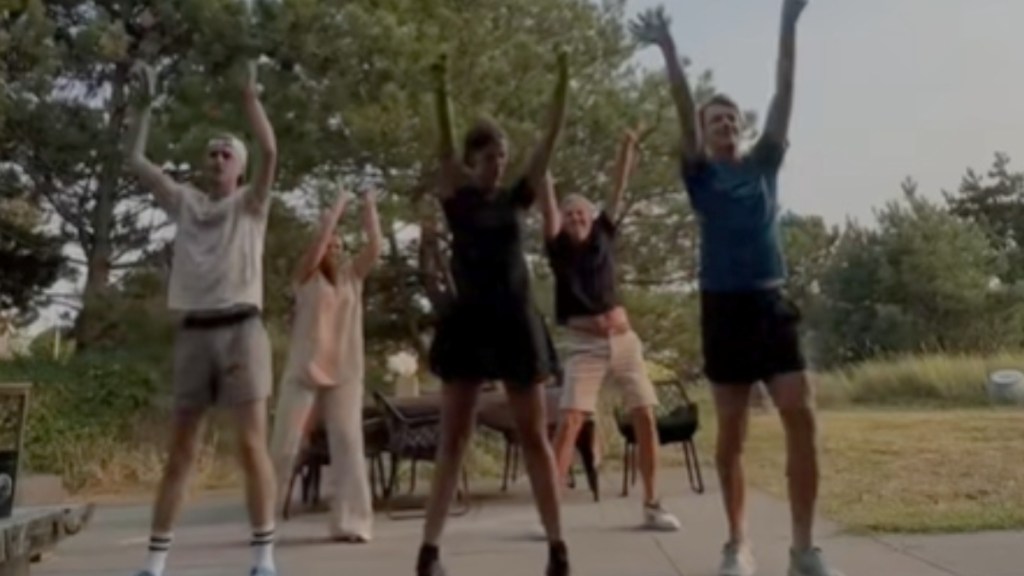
top-left (35, 467), bottom-right (1014, 576)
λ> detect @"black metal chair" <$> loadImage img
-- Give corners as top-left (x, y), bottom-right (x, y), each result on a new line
top-left (616, 378), bottom-right (705, 496)
top-left (372, 391), bottom-right (469, 519)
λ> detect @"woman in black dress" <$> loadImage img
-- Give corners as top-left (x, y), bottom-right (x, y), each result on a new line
top-left (416, 51), bottom-right (570, 576)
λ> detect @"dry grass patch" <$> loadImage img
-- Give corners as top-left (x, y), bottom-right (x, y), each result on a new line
top-left (733, 409), bottom-right (1024, 533)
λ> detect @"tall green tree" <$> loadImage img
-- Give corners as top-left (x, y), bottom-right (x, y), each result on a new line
top-left (944, 153), bottom-right (1024, 282)
top-left (818, 179), bottom-right (1011, 365)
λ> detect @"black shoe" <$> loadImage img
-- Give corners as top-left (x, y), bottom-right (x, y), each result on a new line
top-left (417, 544), bottom-right (447, 576)
top-left (546, 541), bottom-right (570, 576)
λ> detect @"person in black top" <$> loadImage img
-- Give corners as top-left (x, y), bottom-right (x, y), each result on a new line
top-left (542, 129), bottom-right (680, 532)
top-left (417, 51), bottom-right (570, 576)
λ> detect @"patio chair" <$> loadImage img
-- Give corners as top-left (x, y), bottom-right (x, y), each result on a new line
top-left (372, 391), bottom-right (469, 519)
top-left (616, 377), bottom-right (705, 496)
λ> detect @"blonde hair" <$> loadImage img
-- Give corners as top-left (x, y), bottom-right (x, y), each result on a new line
top-left (206, 134), bottom-right (249, 173)
top-left (560, 193), bottom-right (596, 215)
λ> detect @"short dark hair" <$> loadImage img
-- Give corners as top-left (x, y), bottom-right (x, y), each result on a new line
top-left (698, 93), bottom-right (740, 128)
top-left (462, 118), bottom-right (506, 164)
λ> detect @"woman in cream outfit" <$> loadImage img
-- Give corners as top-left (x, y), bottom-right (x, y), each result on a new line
top-left (271, 187), bottom-right (382, 542)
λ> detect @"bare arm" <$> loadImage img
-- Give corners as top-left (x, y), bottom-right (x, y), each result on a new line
top-left (241, 61), bottom-right (279, 214)
top-left (763, 0), bottom-right (807, 145)
top-left (125, 64), bottom-right (181, 213)
top-left (539, 172), bottom-right (561, 240)
top-left (605, 129), bottom-right (639, 222)
top-left (293, 189), bottom-right (354, 284)
top-left (631, 7), bottom-right (699, 163)
top-left (525, 49), bottom-right (570, 196)
top-left (431, 54), bottom-right (463, 200)
top-left (352, 190), bottom-right (384, 279)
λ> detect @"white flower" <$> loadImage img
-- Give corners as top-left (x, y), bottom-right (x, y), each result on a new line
top-left (386, 351), bottom-right (419, 377)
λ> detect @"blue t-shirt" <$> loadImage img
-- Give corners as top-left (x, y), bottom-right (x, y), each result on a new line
top-left (682, 136), bottom-right (787, 292)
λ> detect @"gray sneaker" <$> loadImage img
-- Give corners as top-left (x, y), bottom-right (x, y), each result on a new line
top-left (133, 572), bottom-right (157, 576)
top-left (250, 567), bottom-right (277, 576)
top-left (788, 547), bottom-right (843, 576)
top-left (719, 541), bottom-right (756, 576)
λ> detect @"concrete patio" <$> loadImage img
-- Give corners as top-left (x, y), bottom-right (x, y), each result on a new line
top-left (33, 466), bottom-right (1014, 576)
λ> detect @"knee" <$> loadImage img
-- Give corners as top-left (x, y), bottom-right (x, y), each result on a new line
top-left (557, 410), bottom-right (586, 437)
top-left (778, 404), bottom-right (817, 440)
top-left (166, 438), bottom-right (200, 477)
top-left (237, 428), bottom-right (269, 466)
top-left (630, 406), bottom-right (656, 429)
top-left (715, 414), bottom-right (747, 466)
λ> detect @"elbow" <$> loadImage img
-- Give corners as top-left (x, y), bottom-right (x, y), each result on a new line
top-left (261, 145), bottom-right (279, 162)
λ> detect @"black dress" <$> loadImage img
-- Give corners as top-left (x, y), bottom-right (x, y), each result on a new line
top-left (428, 177), bottom-right (558, 389)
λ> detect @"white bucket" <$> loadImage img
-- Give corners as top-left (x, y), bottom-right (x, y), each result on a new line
top-left (986, 370), bottom-right (1024, 406)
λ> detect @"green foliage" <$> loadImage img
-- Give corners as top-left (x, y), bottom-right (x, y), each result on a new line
top-left (815, 181), bottom-right (1015, 366)
top-left (0, 353), bottom-right (157, 488)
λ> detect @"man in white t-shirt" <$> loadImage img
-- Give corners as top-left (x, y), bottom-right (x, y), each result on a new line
top-left (126, 61), bottom-right (279, 576)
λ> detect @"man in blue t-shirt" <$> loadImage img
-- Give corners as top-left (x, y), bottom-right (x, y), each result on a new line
top-left (634, 2), bottom-right (842, 576)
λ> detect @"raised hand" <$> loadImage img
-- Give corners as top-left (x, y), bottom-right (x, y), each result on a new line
top-left (360, 187), bottom-right (381, 204)
top-left (430, 53), bottom-right (448, 83)
top-left (130, 62), bottom-right (157, 105)
top-left (336, 186), bottom-right (357, 207)
top-left (629, 6), bottom-right (673, 47)
top-left (783, 0), bottom-right (809, 24)
top-left (241, 60), bottom-right (259, 97)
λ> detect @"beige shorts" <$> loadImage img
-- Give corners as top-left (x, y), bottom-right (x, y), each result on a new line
top-left (172, 313), bottom-right (272, 409)
top-left (559, 329), bottom-right (659, 413)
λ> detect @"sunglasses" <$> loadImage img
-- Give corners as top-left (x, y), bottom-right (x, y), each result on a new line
top-left (208, 149), bottom-right (233, 161)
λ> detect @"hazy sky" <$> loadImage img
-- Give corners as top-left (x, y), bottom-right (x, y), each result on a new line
top-left (629, 0), bottom-right (1024, 225)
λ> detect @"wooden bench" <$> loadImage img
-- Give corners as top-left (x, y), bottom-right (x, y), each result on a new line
top-left (0, 503), bottom-right (94, 575)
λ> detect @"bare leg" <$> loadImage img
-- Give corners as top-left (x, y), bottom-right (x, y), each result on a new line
top-left (551, 409), bottom-right (586, 487)
top-left (712, 384), bottom-right (753, 546)
top-left (268, 379), bottom-right (316, 517)
top-left (420, 383), bottom-right (480, 528)
top-left (767, 371), bottom-right (818, 551)
top-left (233, 399), bottom-right (277, 571)
top-left (138, 408), bottom-right (206, 576)
top-left (629, 405), bottom-right (659, 504)
top-left (417, 383), bottom-right (480, 575)
top-left (151, 408), bottom-right (208, 534)
top-left (507, 382), bottom-right (569, 576)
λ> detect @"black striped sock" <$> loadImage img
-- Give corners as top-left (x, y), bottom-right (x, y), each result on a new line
top-left (251, 527), bottom-right (275, 547)
top-left (148, 534), bottom-right (172, 552)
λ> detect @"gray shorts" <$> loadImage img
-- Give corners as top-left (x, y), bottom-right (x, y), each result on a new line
top-left (172, 311), bottom-right (272, 410)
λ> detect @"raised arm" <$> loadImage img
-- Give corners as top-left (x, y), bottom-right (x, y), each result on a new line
top-left (241, 61), bottom-right (279, 213)
top-left (293, 189), bottom-right (354, 284)
top-left (352, 189), bottom-right (384, 279)
top-left (762, 0), bottom-right (807, 145)
top-left (125, 63), bottom-right (181, 214)
top-left (431, 54), bottom-right (463, 200)
top-left (605, 129), bottom-right (639, 222)
top-left (525, 49), bottom-right (570, 196)
top-left (539, 172), bottom-right (561, 240)
top-left (630, 7), bottom-right (699, 164)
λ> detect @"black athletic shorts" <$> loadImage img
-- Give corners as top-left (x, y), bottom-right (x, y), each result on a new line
top-left (699, 288), bottom-right (806, 385)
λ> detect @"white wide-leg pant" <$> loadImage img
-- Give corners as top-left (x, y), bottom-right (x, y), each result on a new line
top-left (270, 377), bottom-right (373, 540)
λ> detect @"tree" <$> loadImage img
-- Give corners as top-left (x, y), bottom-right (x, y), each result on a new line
top-left (817, 179), bottom-right (1011, 365)
top-left (0, 194), bottom-right (62, 316)
top-left (945, 153), bottom-right (1024, 283)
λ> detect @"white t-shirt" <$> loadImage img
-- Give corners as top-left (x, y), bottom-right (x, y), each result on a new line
top-left (162, 184), bottom-right (269, 312)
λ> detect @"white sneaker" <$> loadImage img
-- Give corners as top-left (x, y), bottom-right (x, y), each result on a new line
top-left (788, 547), bottom-right (843, 576)
top-left (719, 541), bottom-right (756, 576)
top-left (642, 501), bottom-right (681, 531)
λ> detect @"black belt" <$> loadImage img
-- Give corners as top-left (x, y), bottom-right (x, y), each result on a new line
top-left (182, 306), bottom-right (260, 330)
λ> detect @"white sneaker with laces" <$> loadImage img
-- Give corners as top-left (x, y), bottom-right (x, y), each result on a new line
top-left (788, 547), bottom-right (844, 576)
top-left (642, 501), bottom-right (681, 531)
top-left (719, 541), bottom-right (756, 576)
